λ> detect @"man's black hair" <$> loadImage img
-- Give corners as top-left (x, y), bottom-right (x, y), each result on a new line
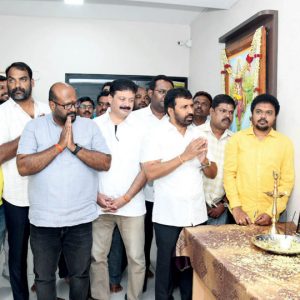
top-left (193, 91), bottom-right (213, 105)
top-left (164, 88), bottom-right (192, 115)
top-left (101, 82), bottom-right (112, 91)
top-left (250, 93), bottom-right (280, 116)
top-left (110, 79), bottom-right (138, 97)
top-left (212, 94), bottom-right (236, 110)
top-left (77, 96), bottom-right (95, 108)
top-left (149, 75), bottom-right (174, 91)
top-left (97, 90), bottom-right (110, 103)
top-left (5, 62), bottom-right (33, 80)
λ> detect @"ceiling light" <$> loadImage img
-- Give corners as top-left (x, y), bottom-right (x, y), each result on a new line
top-left (64, 0), bottom-right (84, 5)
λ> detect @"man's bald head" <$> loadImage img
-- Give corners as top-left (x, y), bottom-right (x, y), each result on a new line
top-left (49, 82), bottom-right (76, 102)
top-left (48, 82), bottom-right (78, 125)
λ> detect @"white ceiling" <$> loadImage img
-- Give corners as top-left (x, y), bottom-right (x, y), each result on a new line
top-left (0, 0), bottom-right (239, 24)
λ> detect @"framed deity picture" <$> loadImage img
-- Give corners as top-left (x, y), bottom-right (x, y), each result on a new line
top-left (219, 10), bottom-right (278, 131)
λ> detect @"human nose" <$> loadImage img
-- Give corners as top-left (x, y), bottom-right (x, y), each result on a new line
top-left (70, 104), bottom-right (77, 111)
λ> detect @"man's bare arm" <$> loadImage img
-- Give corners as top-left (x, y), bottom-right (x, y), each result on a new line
top-left (143, 138), bottom-right (207, 181)
top-left (76, 149), bottom-right (111, 171)
top-left (102, 169), bottom-right (147, 212)
top-left (0, 137), bottom-right (20, 164)
top-left (17, 146), bottom-right (60, 176)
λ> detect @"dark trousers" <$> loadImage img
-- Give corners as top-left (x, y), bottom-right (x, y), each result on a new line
top-left (3, 200), bottom-right (30, 300)
top-left (108, 226), bottom-right (127, 285)
top-left (30, 222), bottom-right (92, 300)
top-left (154, 223), bottom-right (192, 300)
top-left (144, 201), bottom-right (154, 270)
top-left (58, 253), bottom-right (68, 279)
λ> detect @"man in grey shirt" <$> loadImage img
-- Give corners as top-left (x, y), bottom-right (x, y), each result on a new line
top-left (17, 82), bottom-right (111, 300)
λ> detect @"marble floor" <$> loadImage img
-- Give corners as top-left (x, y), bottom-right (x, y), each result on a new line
top-left (0, 239), bottom-right (180, 300)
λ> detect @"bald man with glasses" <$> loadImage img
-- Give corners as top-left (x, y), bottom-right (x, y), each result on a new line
top-left (16, 82), bottom-right (111, 300)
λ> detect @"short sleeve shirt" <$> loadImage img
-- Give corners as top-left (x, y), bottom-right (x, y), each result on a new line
top-left (17, 114), bottom-right (110, 227)
top-left (0, 99), bottom-right (50, 206)
top-left (141, 121), bottom-right (213, 227)
top-left (94, 112), bottom-right (146, 217)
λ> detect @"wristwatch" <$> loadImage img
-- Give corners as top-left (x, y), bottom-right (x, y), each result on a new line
top-left (201, 159), bottom-right (211, 169)
top-left (71, 143), bottom-right (82, 155)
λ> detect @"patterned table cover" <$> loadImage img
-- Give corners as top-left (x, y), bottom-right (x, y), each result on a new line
top-left (176, 223), bottom-right (300, 300)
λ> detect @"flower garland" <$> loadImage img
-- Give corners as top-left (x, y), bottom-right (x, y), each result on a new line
top-left (220, 26), bottom-right (263, 97)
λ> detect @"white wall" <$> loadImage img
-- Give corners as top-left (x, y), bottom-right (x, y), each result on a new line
top-left (0, 15), bottom-right (190, 102)
top-left (190, 0), bottom-right (300, 221)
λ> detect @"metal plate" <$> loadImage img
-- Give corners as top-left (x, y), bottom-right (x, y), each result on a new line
top-left (252, 234), bottom-right (300, 255)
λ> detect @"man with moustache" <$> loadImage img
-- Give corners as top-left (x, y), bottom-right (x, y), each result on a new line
top-left (95, 91), bottom-right (111, 117)
top-left (0, 62), bottom-right (50, 300)
top-left (224, 94), bottom-right (294, 226)
top-left (131, 74), bottom-right (174, 289)
top-left (90, 79), bottom-right (147, 300)
top-left (199, 94), bottom-right (236, 225)
top-left (16, 82), bottom-right (111, 300)
top-left (142, 88), bottom-right (217, 300)
top-left (133, 86), bottom-right (150, 110)
top-left (0, 75), bottom-right (9, 104)
top-left (192, 91), bottom-right (212, 126)
top-left (77, 96), bottom-right (95, 119)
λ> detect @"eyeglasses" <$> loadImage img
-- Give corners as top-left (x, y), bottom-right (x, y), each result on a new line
top-left (154, 89), bottom-right (168, 96)
top-left (52, 100), bottom-right (80, 110)
top-left (79, 104), bottom-right (94, 110)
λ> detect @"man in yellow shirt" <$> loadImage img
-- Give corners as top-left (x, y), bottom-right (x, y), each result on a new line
top-left (224, 94), bottom-right (294, 226)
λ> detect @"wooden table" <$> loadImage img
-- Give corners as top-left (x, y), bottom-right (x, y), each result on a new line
top-left (176, 223), bottom-right (300, 300)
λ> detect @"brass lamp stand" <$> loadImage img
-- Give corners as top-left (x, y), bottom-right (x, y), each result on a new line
top-left (264, 171), bottom-right (286, 235)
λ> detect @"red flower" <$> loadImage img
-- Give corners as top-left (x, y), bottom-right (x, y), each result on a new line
top-left (246, 54), bottom-right (253, 64)
top-left (221, 70), bottom-right (226, 74)
top-left (224, 64), bottom-right (231, 68)
top-left (235, 78), bottom-right (242, 83)
top-left (254, 54), bottom-right (262, 58)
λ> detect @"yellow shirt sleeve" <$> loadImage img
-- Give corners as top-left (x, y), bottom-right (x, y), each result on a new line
top-left (265, 138), bottom-right (295, 217)
top-left (223, 133), bottom-right (242, 209)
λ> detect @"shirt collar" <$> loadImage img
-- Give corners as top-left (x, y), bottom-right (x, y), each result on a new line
top-left (165, 119), bottom-right (195, 136)
top-left (200, 122), bottom-right (233, 139)
top-left (245, 126), bottom-right (277, 138)
top-left (8, 97), bottom-right (39, 117)
top-left (103, 110), bottom-right (135, 126)
top-left (144, 105), bottom-right (168, 121)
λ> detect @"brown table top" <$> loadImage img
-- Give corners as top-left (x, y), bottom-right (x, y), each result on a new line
top-left (176, 223), bottom-right (300, 300)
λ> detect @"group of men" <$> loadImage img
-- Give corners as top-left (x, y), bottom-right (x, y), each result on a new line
top-left (75, 83), bottom-right (150, 121)
top-left (0, 61), bottom-right (295, 300)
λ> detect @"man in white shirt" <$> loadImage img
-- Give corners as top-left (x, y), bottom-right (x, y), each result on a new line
top-left (0, 62), bottom-right (50, 300)
top-left (131, 74), bottom-right (174, 289)
top-left (198, 94), bottom-right (236, 225)
top-left (90, 79), bottom-right (147, 300)
top-left (142, 88), bottom-right (217, 300)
